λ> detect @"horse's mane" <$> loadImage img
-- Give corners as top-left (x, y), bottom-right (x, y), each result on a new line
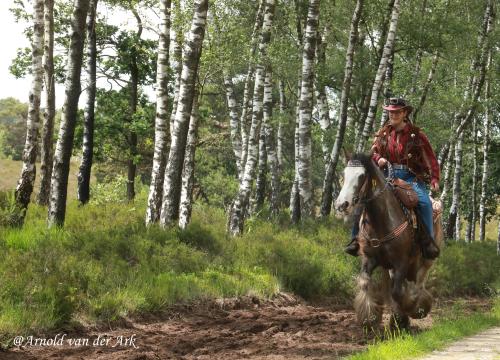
top-left (350, 153), bottom-right (385, 182)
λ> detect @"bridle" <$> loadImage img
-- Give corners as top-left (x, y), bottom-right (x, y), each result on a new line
top-left (347, 160), bottom-right (394, 206)
top-left (346, 159), bottom-right (409, 248)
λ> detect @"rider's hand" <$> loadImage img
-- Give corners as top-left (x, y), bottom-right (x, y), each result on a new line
top-left (377, 158), bottom-right (387, 168)
top-left (431, 179), bottom-right (440, 192)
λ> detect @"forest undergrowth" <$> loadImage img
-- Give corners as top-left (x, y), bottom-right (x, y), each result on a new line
top-left (0, 188), bottom-right (498, 343)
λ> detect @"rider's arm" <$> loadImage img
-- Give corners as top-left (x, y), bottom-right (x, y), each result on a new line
top-left (419, 132), bottom-right (440, 186)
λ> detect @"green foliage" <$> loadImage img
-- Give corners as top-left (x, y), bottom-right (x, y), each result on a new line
top-left (0, 190), bottom-right (24, 227)
top-left (430, 241), bottom-right (500, 297)
top-left (0, 98), bottom-right (27, 160)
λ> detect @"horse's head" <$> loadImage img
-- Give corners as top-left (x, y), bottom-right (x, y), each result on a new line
top-left (334, 153), bottom-right (372, 217)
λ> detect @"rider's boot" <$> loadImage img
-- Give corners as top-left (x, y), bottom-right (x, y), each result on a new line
top-left (345, 237), bottom-right (360, 257)
top-left (419, 224), bottom-right (440, 260)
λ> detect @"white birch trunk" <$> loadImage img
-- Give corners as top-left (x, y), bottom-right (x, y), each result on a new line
top-left (262, 70), bottom-right (280, 215)
top-left (290, 77), bottom-right (302, 224)
top-left (48, 0), bottom-right (90, 227)
top-left (356, 0), bottom-right (400, 152)
top-left (479, 52), bottom-right (492, 242)
top-left (224, 75), bottom-right (242, 177)
top-left (315, 26), bottom-right (331, 167)
top-left (160, 0), bottom-right (208, 226)
top-left (146, 0), bottom-right (172, 225)
top-left (228, 0), bottom-right (275, 235)
top-left (379, 49), bottom-right (394, 128)
top-left (412, 50), bottom-right (439, 123)
top-left (77, 0), bottom-right (98, 206)
top-left (447, 131), bottom-right (463, 240)
top-left (37, 0), bottom-right (55, 206)
top-left (169, 23), bottom-right (183, 137)
top-left (253, 118), bottom-right (267, 212)
top-left (320, 0), bottom-right (363, 217)
top-left (239, 0), bottom-right (265, 182)
top-left (15, 0), bottom-right (45, 223)
top-left (297, 0), bottom-right (321, 218)
top-left (277, 79), bottom-right (285, 169)
top-left (178, 88), bottom-right (200, 230)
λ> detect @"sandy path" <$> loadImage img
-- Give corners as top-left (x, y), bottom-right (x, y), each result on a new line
top-left (2, 294), bottom-right (485, 360)
top-left (419, 326), bottom-right (500, 360)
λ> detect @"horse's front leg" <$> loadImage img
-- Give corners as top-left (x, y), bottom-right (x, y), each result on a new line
top-left (389, 263), bottom-right (411, 330)
top-left (354, 256), bottom-right (382, 328)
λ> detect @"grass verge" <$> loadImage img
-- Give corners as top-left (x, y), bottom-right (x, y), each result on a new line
top-left (347, 297), bottom-right (500, 360)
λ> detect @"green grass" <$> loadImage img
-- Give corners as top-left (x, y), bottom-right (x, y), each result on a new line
top-left (0, 187), bottom-right (498, 345)
top-left (346, 298), bottom-right (500, 360)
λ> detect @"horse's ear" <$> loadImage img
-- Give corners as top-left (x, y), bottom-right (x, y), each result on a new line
top-left (343, 147), bottom-right (352, 162)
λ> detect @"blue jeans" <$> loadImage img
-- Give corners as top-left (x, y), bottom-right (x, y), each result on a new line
top-left (351, 169), bottom-right (434, 240)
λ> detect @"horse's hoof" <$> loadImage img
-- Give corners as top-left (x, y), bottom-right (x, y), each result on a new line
top-left (389, 313), bottom-right (410, 331)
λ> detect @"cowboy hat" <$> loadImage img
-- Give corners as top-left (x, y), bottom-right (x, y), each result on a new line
top-left (383, 97), bottom-right (413, 114)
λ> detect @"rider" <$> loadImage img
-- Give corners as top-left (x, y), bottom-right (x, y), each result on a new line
top-left (345, 97), bottom-right (440, 260)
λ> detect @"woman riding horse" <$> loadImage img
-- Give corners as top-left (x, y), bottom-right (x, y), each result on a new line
top-left (346, 97), bottom-right (440, 260)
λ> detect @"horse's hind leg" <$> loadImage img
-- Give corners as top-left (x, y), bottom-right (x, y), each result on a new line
top-left (354, 257), bottom-right (382, 328)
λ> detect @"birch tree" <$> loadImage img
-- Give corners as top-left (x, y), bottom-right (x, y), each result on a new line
top-left (277, 79), bottom-right (285, 168)
top-left (228, 0), bottom-right (275, 235)
top-left (37, 0), bottom-right (55, 206)
top-left (77, 0), bottom-right (98, 205)
top-left (160, 0), bottom-right (208, 226)
top-left (296, 0), bottom-right (321, 218)
top-left (262, 69), bottom-right (280, 215)
top-left (320, 0), bottom-right (364, 217)
top-left (15, 0), bottom-right (45, 224)
top-left (48, 0), bottom-right (90, 227)
top-left (146, 0), bottom-right (172, 225)
top-left (224, 75), bottom-right (242, 177)
top-left (178, 87), bottom-right (200, 230)
top-left (479, 52), bottom-right (492, 242)
top-left (238, 0), bottom-right (265, 181)
top-left (290, 78), bottom-right (301, 223)
top-left (356, 0), bottom-right (400, 152)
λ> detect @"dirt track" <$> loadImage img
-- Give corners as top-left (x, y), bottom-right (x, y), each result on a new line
top-left (2, 294), bottom-right (484, 360)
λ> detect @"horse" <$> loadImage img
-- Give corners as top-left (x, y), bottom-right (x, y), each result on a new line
top-left (334, 152), bottom-right (443, 330)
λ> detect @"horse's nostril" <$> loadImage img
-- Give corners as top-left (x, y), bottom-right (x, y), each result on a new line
top-left (342, 201), bottom-right (349, 210)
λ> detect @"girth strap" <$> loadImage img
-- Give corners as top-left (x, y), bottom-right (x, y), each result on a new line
top-left (360, 220), bottom-right (409, 247)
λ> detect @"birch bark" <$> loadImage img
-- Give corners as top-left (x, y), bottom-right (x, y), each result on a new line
top-left (297, 0), bottom-right (321, 218)
top-left (48, 0), bottom-right (90, 227)
top-left (356, 0), bottom-right (400, 152)
top-left (479, 52), bottom-right (492, 242)
top-left (37, 0), bottom-right (54, 206)
top-left (262, 70), bottom-right (280, 216)
top-left (277, 79), bottom-right (285, 169)
top-left (77, 0), bottom-right (98, 206)
top-left (146, 0), bottom-right (172, 224)
top-left (15, 0), bottom-right (44, 223)
top-left (178, 87), bottom-right (200, 230)
top-left (239, 0), bottom-right (265, 180)
top-left (160, 0), bottom-right (208, 226)
top-left (228, 0), bottom-right (275, 235)
top-left (320, 0), bottom-right (363, 217)
top-left (224, 75), bottom-right (242, 177)
top-left (446, 131), bottom-right (463, 240)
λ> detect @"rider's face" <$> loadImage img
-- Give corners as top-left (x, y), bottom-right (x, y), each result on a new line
top-left (389, 109), bottom-right (407, 126)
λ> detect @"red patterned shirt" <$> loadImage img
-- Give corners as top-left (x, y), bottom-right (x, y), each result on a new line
top-left (371, 123), bottom-right (440, 186)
